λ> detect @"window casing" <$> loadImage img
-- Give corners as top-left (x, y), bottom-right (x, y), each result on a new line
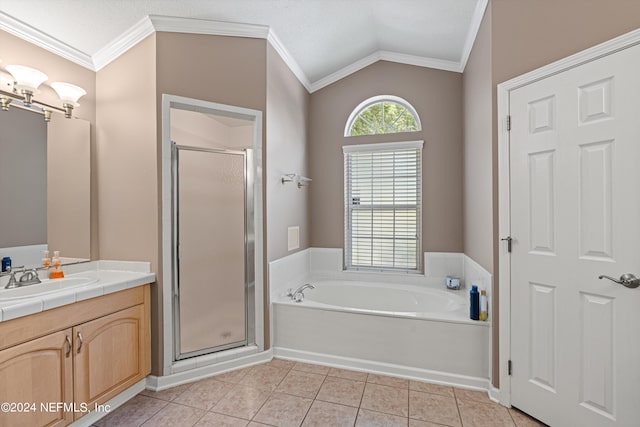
top-left (344, 141), bottom-right (423, 272)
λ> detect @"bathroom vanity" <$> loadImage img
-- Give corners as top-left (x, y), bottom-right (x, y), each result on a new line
top-left (0, 262), bottom-right (154, 427)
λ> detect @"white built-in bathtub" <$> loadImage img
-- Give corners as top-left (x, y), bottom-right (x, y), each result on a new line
top-left (273, 280), bottom-right (490, 387)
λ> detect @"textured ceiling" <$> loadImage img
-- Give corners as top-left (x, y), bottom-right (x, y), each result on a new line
top-left (0, 0), bottom-right (483, 85)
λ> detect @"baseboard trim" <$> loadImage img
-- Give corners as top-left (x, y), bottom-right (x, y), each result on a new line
top-left (146, 349), bottom-right (273, 391)
top-left (69, 379), bottom-right (146, 426)
top-left (488, 385), bottom-right (502, 404)
top-left (273, 347), bottom-right (492, 392)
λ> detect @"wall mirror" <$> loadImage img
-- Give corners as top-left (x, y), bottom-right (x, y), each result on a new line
top-left (0, 107), bottom-right (90, 268)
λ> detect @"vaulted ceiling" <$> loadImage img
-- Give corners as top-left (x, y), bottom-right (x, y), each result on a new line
top-left (0, 0), bottom-right (486, 92)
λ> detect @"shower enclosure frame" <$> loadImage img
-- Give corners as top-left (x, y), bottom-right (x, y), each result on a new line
top-left (161, 94), bottom-right (264, 376)
top-left (172, 144), bottom-right (254, 360)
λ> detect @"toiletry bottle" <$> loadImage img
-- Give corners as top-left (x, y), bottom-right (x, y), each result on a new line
top-left (50, 251), bottom-right (64, 279)
top-left (42, 250), bottom-right (51, 269)
top-left (470, 285), bottom-right (480, 320)
top-left (1, 256), bottom-right (11, 272)
top-left (479, 289), bottom-right (488, 321)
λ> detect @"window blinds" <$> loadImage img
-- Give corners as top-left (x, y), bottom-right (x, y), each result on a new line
top-left (344, 141), bottom-right (423, 271)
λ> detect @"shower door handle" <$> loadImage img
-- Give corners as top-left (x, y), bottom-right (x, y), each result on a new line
top-left (598, 273), bottom-right (640, 289)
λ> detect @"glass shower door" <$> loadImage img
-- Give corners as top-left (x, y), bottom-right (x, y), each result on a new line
top-left (173, 144), bottom-right (248, 359)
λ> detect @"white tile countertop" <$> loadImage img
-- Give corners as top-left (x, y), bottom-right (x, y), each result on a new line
top-left (0, 260), bottom-right (155, 322)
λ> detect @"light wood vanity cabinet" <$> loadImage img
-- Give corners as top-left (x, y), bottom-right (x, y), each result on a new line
top-left (0, 329), bottom-right (74, 427)
top-left (0, 285), bottom-right (150, 427)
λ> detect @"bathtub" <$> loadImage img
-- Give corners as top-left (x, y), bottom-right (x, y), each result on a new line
top-left (273, 279), bottom-right (490, 386)
top-left (299, 280), bottom-right (466, 319)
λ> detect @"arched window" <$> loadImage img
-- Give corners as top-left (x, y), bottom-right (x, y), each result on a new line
top-left (344, 95), bottom-right (421, 137)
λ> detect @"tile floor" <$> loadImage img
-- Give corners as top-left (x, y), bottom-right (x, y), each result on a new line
top-left (94, 359), bottom-right (547, 427)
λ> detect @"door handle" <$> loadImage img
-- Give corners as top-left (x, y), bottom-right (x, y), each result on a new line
top-left (598, 273), bottom-right (640, 289)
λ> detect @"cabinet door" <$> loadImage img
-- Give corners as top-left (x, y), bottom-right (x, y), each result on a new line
top-left (0, 329), bottom-right (73, 427)
top-left (73, 304), bottom-right (147, 413)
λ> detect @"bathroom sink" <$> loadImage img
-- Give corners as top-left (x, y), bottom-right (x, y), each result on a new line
top-left (0, 276), bottom-right (98, 302)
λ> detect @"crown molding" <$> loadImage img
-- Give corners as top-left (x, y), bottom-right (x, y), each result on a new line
top-left (309, 51), bottom-right (381, 93)
top-left (379, 51), bottom-right (462, 73)
top-left (0, 11), bottom-right (94, 70)
top-left (459, 0), bottom-right (489, 72)
top-left (267, 30), bottom-right (311, 92)
top-left (309, 50), bottom-right (463, 93)
top-left (93, 16), bottom-right (155, 71)
top-left (1, 10), bottom-right (486, 94)
top-left (150, 15), bottom-right (270, 39)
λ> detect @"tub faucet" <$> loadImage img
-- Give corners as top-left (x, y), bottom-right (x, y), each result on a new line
top-left (286, 283), bottom-right (315, 303)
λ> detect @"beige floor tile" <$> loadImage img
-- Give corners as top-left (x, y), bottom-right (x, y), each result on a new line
top-left (141, 403), bottom-right (205, 427)
top-left (96, 394), bottom-right (167, 426)
top-left (409, 390), bottom-right (461, 427)
top-left (140, 383), bottom-right (193, 402)
top-left (173, 378), bottom-right (234, 410)
top-left (457, 398), bottom-right (515, 427)
top-left (265, 358), bottom-right (296, 370)
top-left (409, 381), bottom-right (454, 398)
top-left (292, 361), bottom-right (331, 375)
top-left (194, 412), bottom-right (249, 427)
top-left (367, 374), bottom-right (409, 389)
top-left (302, 400), bottom-right (359, 427)
top-left (356, 408), bottom-right (408, 426)
top-left (509, 408), bottom-right (548, 427)
top-left (276, 369), bottom-right (326, 398)
top-left (328, 367), bottom-right (369, 382)
top-left (361, 383), bottom-right (409, 417)
top-left (316, 376), bottom-right (366, 407)
top-left (253, 392), bottom-right (313, 427)
top-left (239, 364), bottom-right (289, 391)
top-left (247, 423), bottom-right (272, 426)
top-left (409, 419), bottom-right (451, 427)
top-left (211, 385), bottom-right (271, 420)
top-left (453, 388), bottom-right (490, 403)
top-left (214, 367), bottom-right (252, 384)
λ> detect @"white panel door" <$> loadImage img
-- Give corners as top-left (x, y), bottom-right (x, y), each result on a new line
top-left (510, 43), bottom-right (640, 427)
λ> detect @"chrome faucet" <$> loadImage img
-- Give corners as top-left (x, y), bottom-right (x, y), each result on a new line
top-left (286, 283), bottom-right (315, 303)
top-left (19, 268), bottom-right (41, 286)
top-left (1, 266), bottom-right (42, 289)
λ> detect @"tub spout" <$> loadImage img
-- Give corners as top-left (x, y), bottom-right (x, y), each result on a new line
top-left (286, 283), bottom-right (315, 302)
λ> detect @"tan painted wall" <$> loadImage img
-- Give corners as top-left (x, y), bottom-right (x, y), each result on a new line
top-left (309, 61), bottom-right (464, 254)
top-left (96, 34), bottom-right (159, 370)
top-left (266, 44), bottom-right (310, 261)
top-left (463, 4), bottom-right (492, 274)
top-left (0, 30), bottom-right (97, 258)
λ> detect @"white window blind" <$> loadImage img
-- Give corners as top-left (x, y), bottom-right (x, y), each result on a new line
top-left (344, 141), bottom-right (423, 271)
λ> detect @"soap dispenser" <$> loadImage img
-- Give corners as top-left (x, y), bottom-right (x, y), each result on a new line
top-left (50, 251), bottom-right (64, 279)
top-left (42, 250), bottom-right (51, 269)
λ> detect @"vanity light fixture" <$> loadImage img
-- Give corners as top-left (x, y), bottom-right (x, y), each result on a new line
top-left (5, 64), bottom-right (47, 105)
top-left (0, 64), bottom-right (86, 121)
top-left (51, 82), bottom-right (87, 118)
